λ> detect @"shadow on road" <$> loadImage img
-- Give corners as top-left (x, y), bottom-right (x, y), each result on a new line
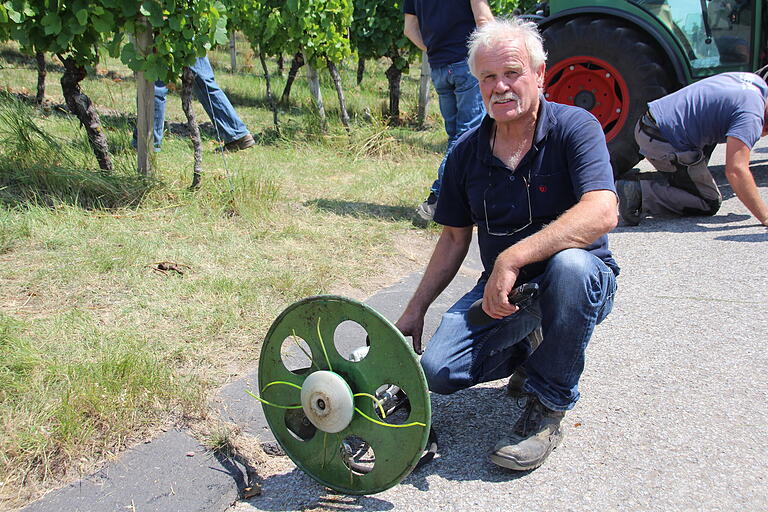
top-left (248, 385), bottom-right (532, 509)
top-left (306, 198), bottom-right (425, 226)
top-left (401, 386), bottom-right (535, 492)
top-left (249, 467), bottom-right (396, 510)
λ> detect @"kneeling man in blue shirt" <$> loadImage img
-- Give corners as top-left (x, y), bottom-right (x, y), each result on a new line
top-left (395, 17), bottom-right (620, 471)
top-left (617, 71), bottom-right (768, 226)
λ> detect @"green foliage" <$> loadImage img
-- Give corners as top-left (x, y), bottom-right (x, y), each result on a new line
top-left (1, 0), bottom-right (229, 83)
top-left (225, 0), bottom-right (352, 65)
top-left (287, 0), bottom-right (353, 64)
top-left (225, 0), bottom-right (296, 58)
top-left (4, 0), bottom-right (118, 66)
top-left (352, 0), bottom-right (413, 71)
top-left (490, 0), bottom-right (540, 15)
top-left (118, 0), bottom-right (230, 83)
top-left (0, 3), bottom-right (10, 40)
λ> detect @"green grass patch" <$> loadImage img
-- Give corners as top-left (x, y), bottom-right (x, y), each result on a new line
top-left (0, 312), bottom-right (200, 491)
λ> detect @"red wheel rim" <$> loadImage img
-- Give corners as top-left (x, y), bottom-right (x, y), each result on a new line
top-left (544, 56), bottom-right (630, 142)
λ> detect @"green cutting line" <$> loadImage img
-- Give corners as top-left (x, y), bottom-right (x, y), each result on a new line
top-left (353, 392), bottom-right (386, 419)
top-left (263, 380), bottom-right (302, 391)
top-left (354, 407), bottom-right (426, 428)
top-left (245, 388), bottom-right (302, 409)
top-left (316, 317), bottom-right (333, 372)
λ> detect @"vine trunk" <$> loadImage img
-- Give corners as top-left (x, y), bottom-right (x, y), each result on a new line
top-left (306, 63), bottom-right (327, 132)
top-left (181, 67), bottom-right (203, 189)
top-left (59, 56), bottom-right (112, 171)
top-left (327, 60), bottom-right (350, 133)
top-left (259, 49), bottom-right (279, 133)
top-left (385, 57), bottom-right (403, 125)
top-left (357, 58), bottom-right (365, 85)
top-left (280, 52), bottom-right (305, 106)
top-left (35, 52), bottom-right (46, 105)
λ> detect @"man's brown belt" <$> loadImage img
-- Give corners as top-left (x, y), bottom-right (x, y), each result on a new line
top-left (639, 109), bottom-right (667, 142)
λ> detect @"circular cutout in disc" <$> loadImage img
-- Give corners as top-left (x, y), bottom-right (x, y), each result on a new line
top-left (300, 371), bottom-right (354, 433)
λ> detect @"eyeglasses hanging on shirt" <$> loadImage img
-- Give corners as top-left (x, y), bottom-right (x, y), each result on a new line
top-left (483, 125), bottom-right (534, 236)
top-left (482, 175), bottom-right (533, 236)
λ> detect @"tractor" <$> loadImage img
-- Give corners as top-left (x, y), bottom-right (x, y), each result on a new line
top-left (521, 0), bottom-right (767, 177)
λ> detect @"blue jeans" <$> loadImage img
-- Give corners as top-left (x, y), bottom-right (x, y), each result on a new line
top-left (147, 57), bottom-right (249, 148)
top-left (420, 249), bottom-right (617, 411)
top-left (429, 60), bottom-right (485, 196)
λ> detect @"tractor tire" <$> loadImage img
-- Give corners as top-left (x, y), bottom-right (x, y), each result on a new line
top-left (542, 16), bottom-right (674, 178)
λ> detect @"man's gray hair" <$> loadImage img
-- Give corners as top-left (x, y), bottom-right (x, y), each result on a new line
top-left (467, 17), bottom-right (547, 77)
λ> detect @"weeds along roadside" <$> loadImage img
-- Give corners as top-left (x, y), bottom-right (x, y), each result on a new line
top-left (0, 40), bottom-right (444, 507)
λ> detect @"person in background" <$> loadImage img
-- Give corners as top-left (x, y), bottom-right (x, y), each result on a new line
top-left (404, 0), bottom-right (493, 220)
top-left (141, 56), bottom-right (254, 152)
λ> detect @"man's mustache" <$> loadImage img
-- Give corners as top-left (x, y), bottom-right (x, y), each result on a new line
top-left (490, 92), bottom-right (520, 103)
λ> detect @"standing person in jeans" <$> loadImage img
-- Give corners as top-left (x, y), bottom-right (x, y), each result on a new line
top-left (395, 17), bottom-right (619, 471)
top-left (404, 0), bottom-right (492, 220)
top-left (146, 56), bottom-right (255, 152)
top-left (617, 71), bottom-right (768, 226)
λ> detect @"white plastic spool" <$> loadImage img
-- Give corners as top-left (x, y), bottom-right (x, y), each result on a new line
top-left (300, 370), bottom-right (355, 433)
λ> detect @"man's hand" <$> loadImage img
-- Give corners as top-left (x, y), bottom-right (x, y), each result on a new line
top-left (482, 257), bottom-right (521, 320)
top-left (395, 312), bottom-right (426, 355)
top-left (725, 137), bottom-right (768, 224)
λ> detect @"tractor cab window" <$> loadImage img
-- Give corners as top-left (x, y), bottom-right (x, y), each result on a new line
top-left (634, 0), bottom-right (754, 74)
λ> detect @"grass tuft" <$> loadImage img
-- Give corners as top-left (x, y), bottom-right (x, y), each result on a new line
top-left (0, 94), bottom-right (154, 209)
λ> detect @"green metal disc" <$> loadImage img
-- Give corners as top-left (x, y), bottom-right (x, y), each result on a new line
top-left (257, 295), bottom-right (431, 495)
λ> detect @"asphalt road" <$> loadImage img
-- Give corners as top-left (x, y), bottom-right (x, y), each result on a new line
top-left (228, 143), bottom-right (768, 511)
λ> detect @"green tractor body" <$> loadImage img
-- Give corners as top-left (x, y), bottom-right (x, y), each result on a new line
top-left (527, 0), bottom-right (767, 176)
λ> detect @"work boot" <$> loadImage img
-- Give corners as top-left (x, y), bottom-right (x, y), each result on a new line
top-left (491, 395), bottom-right (565, 471)
top-left (616, 179), bottom-right (643, 226)
top-left (416, 192), bottom-right (438, 221)
top-left (223, 133), bottom-right (256, 152)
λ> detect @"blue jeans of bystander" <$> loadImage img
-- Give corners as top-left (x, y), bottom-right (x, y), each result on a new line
top-left (429, 60), bottom-right (485, 196)
top-left (148, 57), bottom-right (250, 148)
top-left (420, 248), bottom-right (617, 411)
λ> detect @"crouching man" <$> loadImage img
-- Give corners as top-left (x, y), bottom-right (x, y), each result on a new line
top-left (395, 17), bottom-right (620, 471)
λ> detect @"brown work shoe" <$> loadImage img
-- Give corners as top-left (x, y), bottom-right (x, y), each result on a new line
top-left (491, 395), bottom-right (565, 471)
top-left (617, 179), bottom-right (642, 226)
top-left (223, 133), bottom-right (255, 152)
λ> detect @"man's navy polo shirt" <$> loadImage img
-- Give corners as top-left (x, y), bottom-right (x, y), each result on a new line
top-left (433, 97), bottom-right (620, 282)
top-left (403, 0), bottom-right (476, 66)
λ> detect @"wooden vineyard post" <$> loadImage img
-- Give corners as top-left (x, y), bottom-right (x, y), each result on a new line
top-left (230, 32), bottom-right (237, 72)
top-left (306, 63), bottom-right (327, 131)
top-left (135, 19), bottom-right (155, 177)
